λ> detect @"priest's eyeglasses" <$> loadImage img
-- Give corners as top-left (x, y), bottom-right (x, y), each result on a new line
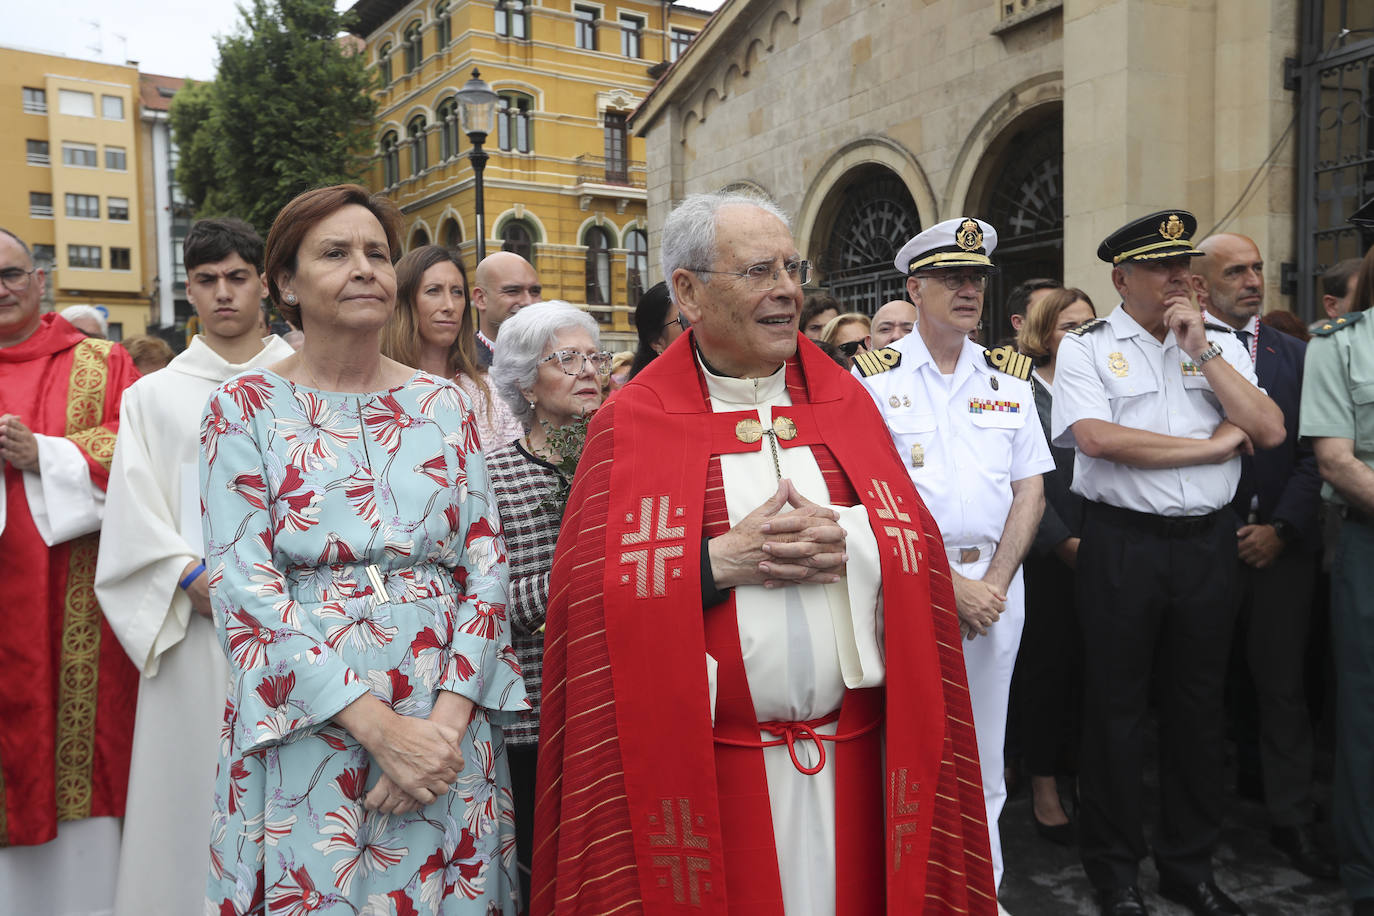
top-left (541, 348), bottom-right (614, 377)
top-left (692, 259), bottom-right (812, 291)
top-left (914, 271), bottom-right (988, 291)
top-left (0, 268), bottom-right (36, 291)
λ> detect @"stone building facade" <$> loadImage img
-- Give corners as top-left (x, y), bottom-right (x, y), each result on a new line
top-left (634, 0), bottom-right (1373, 329)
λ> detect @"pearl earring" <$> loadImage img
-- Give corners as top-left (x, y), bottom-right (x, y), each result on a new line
top-left (528, 400), bottom-right (536, 409)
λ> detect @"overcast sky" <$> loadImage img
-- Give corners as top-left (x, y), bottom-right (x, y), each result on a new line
top-left (9, 0), bottom-right (720, 82)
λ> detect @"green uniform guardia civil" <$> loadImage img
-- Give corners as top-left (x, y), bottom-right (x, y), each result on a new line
top-left (1298, 307), bottom-right (1374, 903)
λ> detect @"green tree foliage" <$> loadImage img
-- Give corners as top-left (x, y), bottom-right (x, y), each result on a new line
top-left (169, 0), bottom-right (378, 235)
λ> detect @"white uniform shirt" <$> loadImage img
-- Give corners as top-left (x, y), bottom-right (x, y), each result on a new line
top-left (1050, 303), bottom-right (1259, 517)
top-left (855, 330), bottom-right (1053, 547)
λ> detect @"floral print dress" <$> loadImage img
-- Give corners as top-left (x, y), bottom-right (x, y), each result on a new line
top-left (200, 369), bottom-right (527, 916)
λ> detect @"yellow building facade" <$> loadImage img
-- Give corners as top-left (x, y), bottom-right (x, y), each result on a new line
top-left (1, 46), bottom-right (149, 339)
top-left (350, 0), bottom-right (710, 346)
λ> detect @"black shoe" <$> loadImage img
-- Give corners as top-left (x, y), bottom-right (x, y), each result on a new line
top-left (1097, 885), bottom-right (1148, 916)
top-left (1270, 824), bottom-right (1338, 881)
top-left (1158, 878), bottom-right (1245, 916)
top-left (1031, 808), bottom-right (1076, 846)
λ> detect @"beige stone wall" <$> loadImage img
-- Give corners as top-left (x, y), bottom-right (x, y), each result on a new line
top-left (640, 0), bottom-right (1299, 316)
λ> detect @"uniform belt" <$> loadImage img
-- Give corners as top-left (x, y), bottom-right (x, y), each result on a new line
top-left (713, 710), bottom-right (881, 776)
top-left (1088, 501), bottom-right (1222, 537)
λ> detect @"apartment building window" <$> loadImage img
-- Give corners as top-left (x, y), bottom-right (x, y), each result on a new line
top-left (495, 0), bottom-right (529, 38)
top-left (66, 194), bottom-right (100, 219)
top-left (501, 221), bottom-right (534, 262)
top-left (497, 93), bottom-right (533, 153)
top-left (604, 112), bottom-right (628, 183)
top-left (63, 142), bottom-right (98, 167)
top-left (106, 146), bottom-right (128, 171)
top-left (27, 140), bottom-right (50, 165)
top-left (23, 87), bottom-right (47, 114)
top-left (436, 97), bottom-right (460, 160)
top-left (408, 115), bottom-right (428, 175)
top-left (377, 43), bottom-right (393, 84)
top-left (626, 228), bottom-right (648, 306)
top-left (620, 14), bottom-right (643, 58)
top-left (584, 226), bottom-right (611, 305)
top-left (435, 1), bottom-right (451, 47)
top-left (108, 197), bottom-right (130, 221)
top-left (69, 245), bottom-right (101, 269)
top-left (59, 89), bottom-right (96, 117)
top-left (575, 6), bottom-right (597, 50)
top-left (111, 247), bottom-right (131, 271)
top-left (32, 245), bottom-right (55, 269)
top-left (102, 94), bottom-right (125, 119)
top-left (381, 131), bottom-right (400, 187)
top-left (670, 28), bottom-right (695, 60)
top-left (29, 193), bottom-right (54, 218)
top-left (404, 21), bottom-right (422, 72)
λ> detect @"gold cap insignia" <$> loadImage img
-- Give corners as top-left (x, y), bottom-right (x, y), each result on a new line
top-left (956, 218), bottom-right (984, 252)
top-left (1159, 214), bottom-right (1185, 241)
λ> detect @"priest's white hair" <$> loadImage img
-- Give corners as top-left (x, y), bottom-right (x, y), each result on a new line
top-left (491, 301), bottom-right (601, 431)
top-left (660, 190), bottom-right (792, 304)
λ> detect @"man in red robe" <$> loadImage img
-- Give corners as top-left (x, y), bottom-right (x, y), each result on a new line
top-left (532, 194), bottom-right (996, 914)
top-left (0, 228), bottom-right (139, 909)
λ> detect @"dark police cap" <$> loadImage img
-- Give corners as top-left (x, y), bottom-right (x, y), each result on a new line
top-left (1096, 210), bottom-right (1205, 265)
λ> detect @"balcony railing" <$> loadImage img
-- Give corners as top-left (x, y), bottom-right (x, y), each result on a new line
top-left (574, 154), bottom-right (646, 188)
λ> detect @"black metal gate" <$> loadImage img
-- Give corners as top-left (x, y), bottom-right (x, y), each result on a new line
top-left (1295, 1), bottom-right (1374, 318)
top-left (820, 167), bottom-right (921, 314)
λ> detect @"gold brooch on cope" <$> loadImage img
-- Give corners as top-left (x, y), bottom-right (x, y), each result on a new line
top-left (1159, 214), bottom-right (1185, 240)
top-left (956, 218), bottom-right (983, 251)
top-left (910, 444), bottom-right (925, 468)
top-left (1108, 352), bottom-right (1129, 377)
top-left (735, 416), bottom-right (797, 444)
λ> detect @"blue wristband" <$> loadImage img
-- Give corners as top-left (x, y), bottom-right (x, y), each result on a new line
top-left (179, 561), bottom-right (205, 591)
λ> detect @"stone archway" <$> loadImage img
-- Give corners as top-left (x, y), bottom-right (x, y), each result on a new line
top-left (813, 164), bottom-right (922, 314)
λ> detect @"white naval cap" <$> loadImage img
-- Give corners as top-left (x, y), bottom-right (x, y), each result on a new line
top-left (893, 217), bottom-right (999, 275)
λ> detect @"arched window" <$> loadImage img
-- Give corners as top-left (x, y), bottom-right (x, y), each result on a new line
top-left (442, 218), bottom-right (462, 250)
top-left (502, 220), bottom-right (534, 263)
top-left (407, 116), bottom-right (428, 175)
top-left (381, 131), bottom-right (400, 187)
top-left (585, 226), bottom-right (611, 305)
top-left (436, 97), bottom-right (460, 161)
top-left (434, 1), bottom-right (451, 48)
top-left (497, 93), bottom-right (533, 153)
top-left (495, 0), bottom-right (528, 39)
top-left (626, 228), bottom-right (648, 306)
top-left (404, 21), bottom-right (422, 72)
top-left (411, 227), bottom-right (431, 250)
top-left (377, 43), bottom-right (392, 84)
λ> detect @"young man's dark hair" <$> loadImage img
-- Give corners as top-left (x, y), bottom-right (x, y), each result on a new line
top-left (1003, 277), bottom-right (1062, 324)
top-left (183, 218), bottom-right (265, 273)
top-left (1322, 258), bottom-right (1362, 299)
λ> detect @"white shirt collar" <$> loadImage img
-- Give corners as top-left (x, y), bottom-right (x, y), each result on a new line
top-left (696, 350), bottom-right (786, 406)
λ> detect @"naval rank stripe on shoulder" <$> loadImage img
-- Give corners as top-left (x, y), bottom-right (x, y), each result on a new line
top-left (982, 345), bottom-right (1032, 381)
top-left (853, 347), bottom-right (902, 377)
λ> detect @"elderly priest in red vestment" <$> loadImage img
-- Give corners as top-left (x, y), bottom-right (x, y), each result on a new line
top-left (531, 193), bottom-right (996, 915)
top-left (0, 228), bottom-right (139, 914)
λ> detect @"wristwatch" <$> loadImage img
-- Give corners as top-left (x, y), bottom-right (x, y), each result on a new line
top-left (1196, 342), bottom-right (1224, 365)
top-left (1271, 518), bottom-right (1295, 543)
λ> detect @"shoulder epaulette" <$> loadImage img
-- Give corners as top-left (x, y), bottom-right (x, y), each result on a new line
top-left (1311, 311), bottom-right (1366, 337)
top-left (853, 346), bottom-right (901, 377)
top-left (983, 344), bottom-right (1032, 381)
top-left (1203, 321), bottom-right (1235, 335)
top-left (1066, 318), bottom-right (1107, 336)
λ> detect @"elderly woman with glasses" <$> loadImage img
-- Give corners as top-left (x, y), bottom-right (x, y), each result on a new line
top-left (485, 301), bottom-right (607, 903)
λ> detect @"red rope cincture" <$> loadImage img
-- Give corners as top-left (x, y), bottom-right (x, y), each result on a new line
top-left (714, 710), bottom-right (882, 776)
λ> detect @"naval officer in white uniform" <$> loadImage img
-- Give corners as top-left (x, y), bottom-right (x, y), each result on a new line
top-left (853, 217), bottom-right (1053, 897)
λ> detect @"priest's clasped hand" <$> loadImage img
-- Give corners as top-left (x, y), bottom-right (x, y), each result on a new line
top-left (0, 414), bottom-right (38, 472)
top-left (708, 479), bottom-right (848, 590)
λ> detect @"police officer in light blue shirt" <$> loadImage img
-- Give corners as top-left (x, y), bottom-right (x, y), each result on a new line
top-left (855, 216), bottom-right (1054, 898)
top-left (1050, 210), bottom-right (1284, 916)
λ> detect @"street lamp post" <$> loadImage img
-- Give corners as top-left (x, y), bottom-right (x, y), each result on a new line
top-left (456, 68), bottom-right (499, 263)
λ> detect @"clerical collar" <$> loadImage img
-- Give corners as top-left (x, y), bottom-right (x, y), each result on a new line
top-left (695, 346), bottom-right (786, 406)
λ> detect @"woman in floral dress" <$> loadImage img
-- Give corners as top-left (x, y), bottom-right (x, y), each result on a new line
top-left (201, 185), bottom-right (526, 916)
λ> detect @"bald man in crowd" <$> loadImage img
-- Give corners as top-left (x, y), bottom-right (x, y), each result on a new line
top-left (867, 299), bottom-right (918, 349)
top-left (471, 250), bottom-right (541, 366)
top-left (1191, 233), bottom-right (1333, 882)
